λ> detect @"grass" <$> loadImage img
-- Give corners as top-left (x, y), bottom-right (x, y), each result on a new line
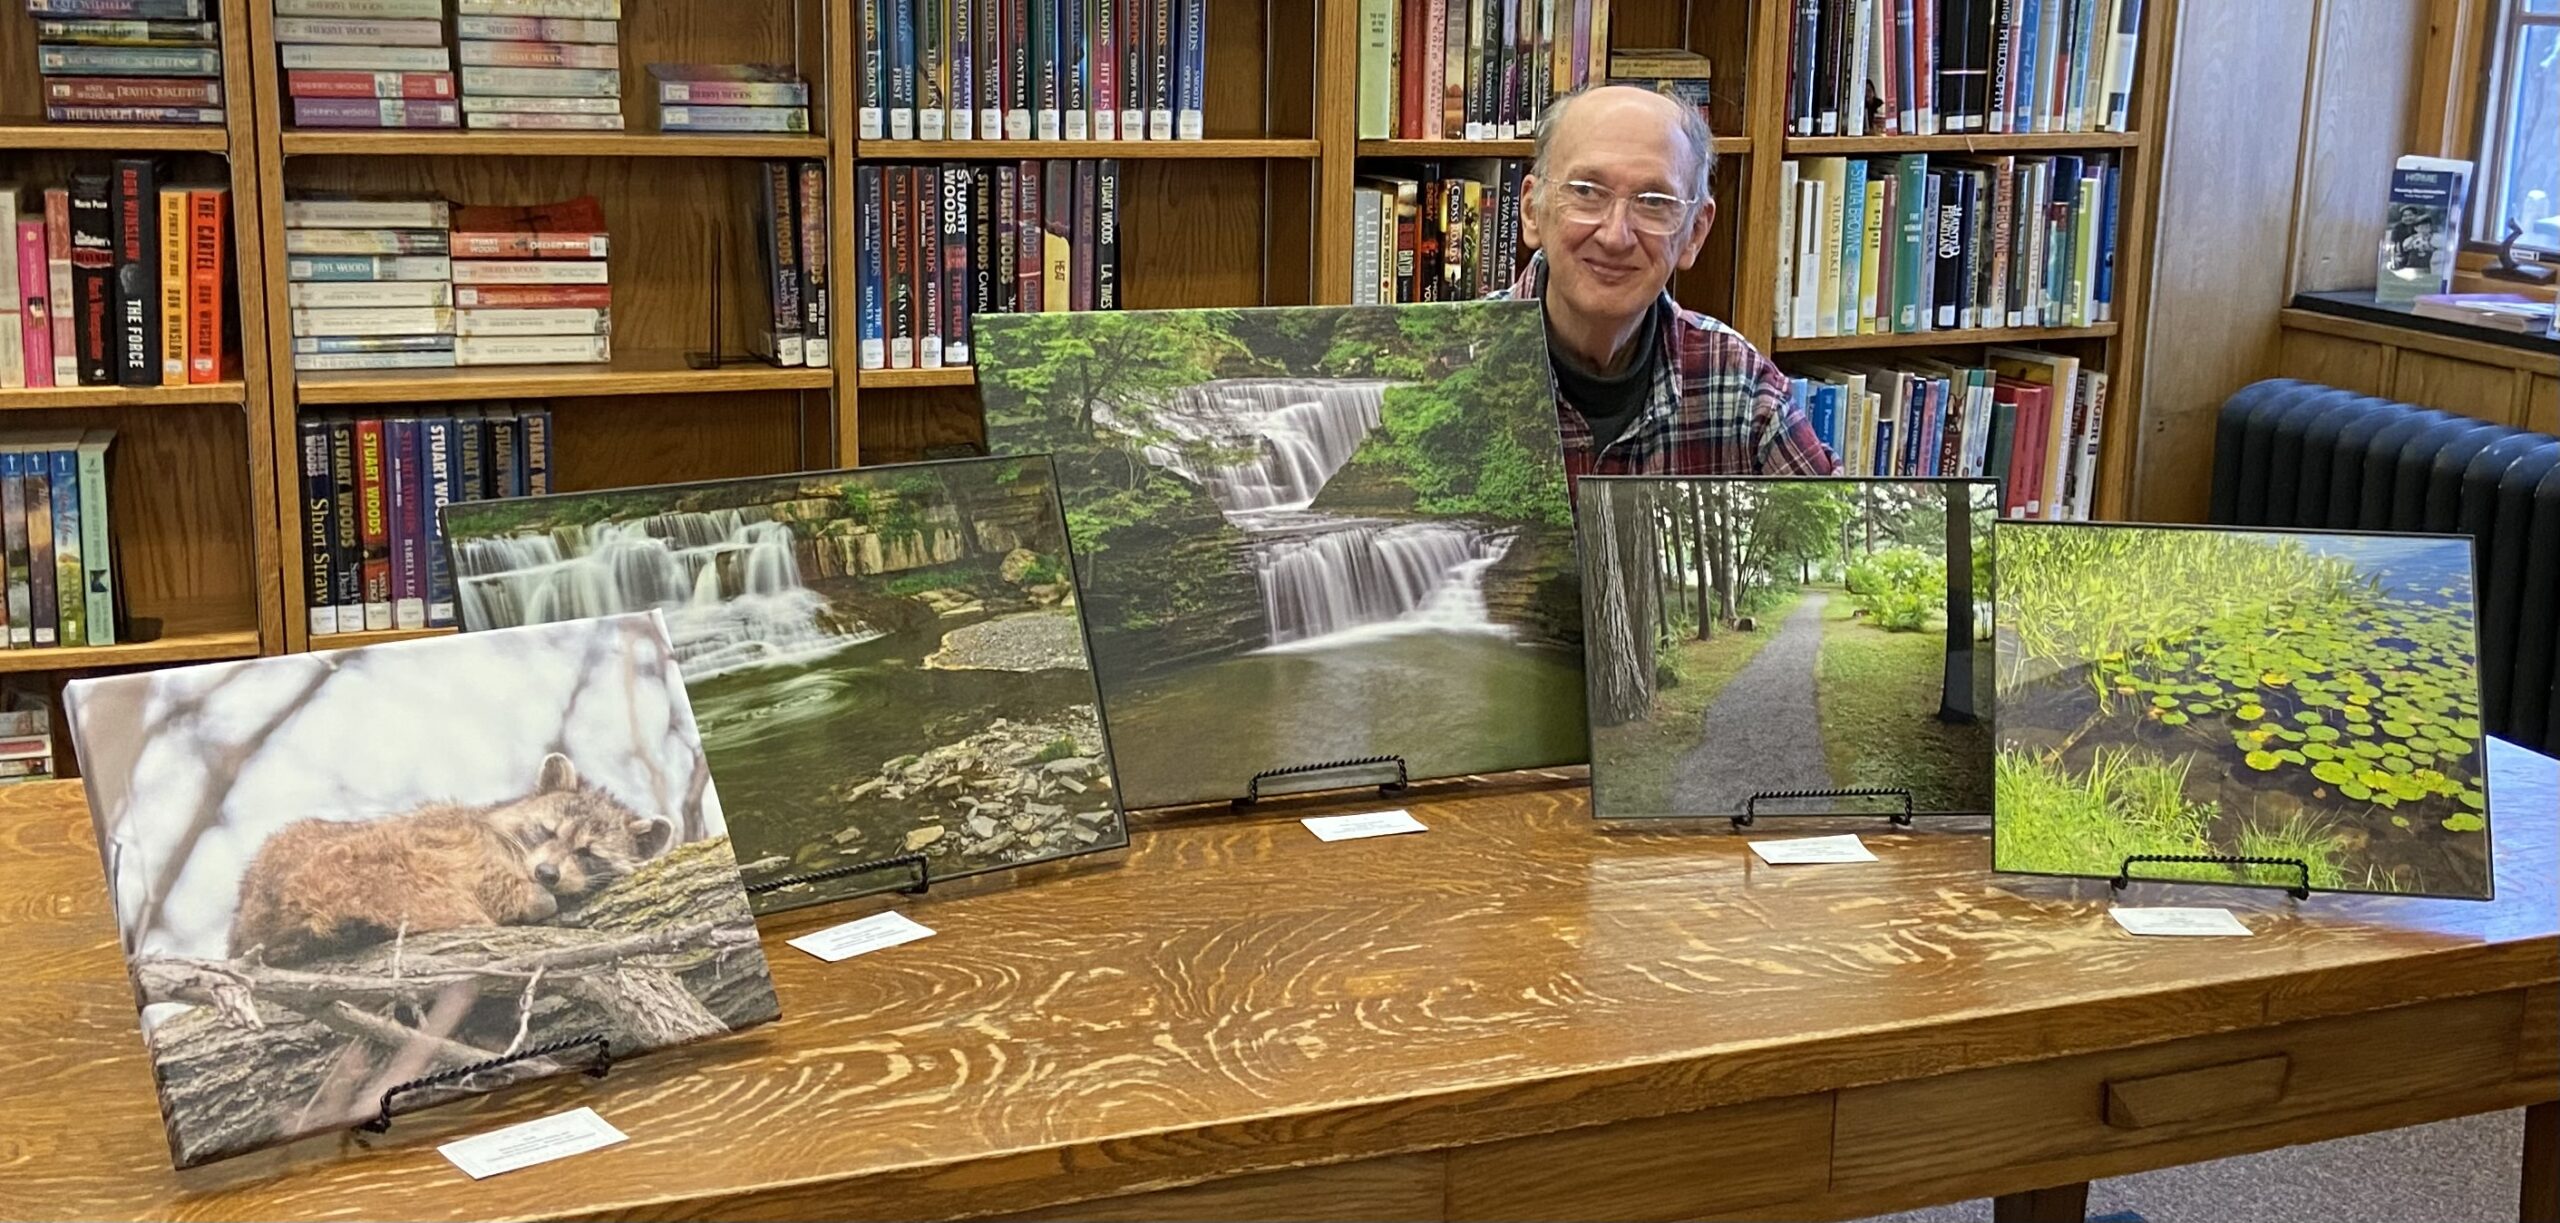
top-left (1813, 592), bottom-right (1993, 810)
top-left (1590, 590), bottom-right (1801, 814)
top-left (1996, 747), bottom-right (2359, 890)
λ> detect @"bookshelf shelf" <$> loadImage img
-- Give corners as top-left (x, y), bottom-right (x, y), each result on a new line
top-left (0, 121), bottom-right (229, 153)
top-left (277, 131), bottom-right (830, 160)
top-left (0, 628), bottom-right (262, 675)
top-left (1781, 131), bottom-right (2142, 155)
top-left (1355, 136), bottom-right (1750, 159)
top-left (860, 367), bottom-right (978, 388)
top-left (0, 382), bottom-right (247, 411)
top-left (293, 350), bottom-right (834, 406)
top-left (1772, 323), bottom-right (2121, 353)
top-left (857, 139), bottom-right (1322, 160)
top-left (311, 626), bottom-right (454, 650)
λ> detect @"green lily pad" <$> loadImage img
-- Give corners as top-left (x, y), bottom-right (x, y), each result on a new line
top-left (2311, 761), bottom-right (2354, 784)
top-left (2441, 813), bottom-right (2486, 833)
top-left (2342, 782), bottom-right (2374, 801)
top-left (2244, 750), bottom-right (2282, 771)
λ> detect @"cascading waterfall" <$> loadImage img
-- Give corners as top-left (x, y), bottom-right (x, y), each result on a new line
top-left (1103, 377), bottom-right (1517, 649)
top-left (454, 508), bottom-right (883, 679)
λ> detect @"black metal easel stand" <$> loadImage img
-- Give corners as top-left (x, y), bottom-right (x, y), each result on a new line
top-left (747, 851), bottom-right (933, 898)
top-left (683, 227), bottom-right (775, 371)
top-left (359, 1034), bottom-right (613, 1135)
top-left (2111, 854), bottom-right (2312, 901)
top-left (1233, 755), bottom-right (1411, 808)
top-left (1729, 786), bottom-right (1924, 830)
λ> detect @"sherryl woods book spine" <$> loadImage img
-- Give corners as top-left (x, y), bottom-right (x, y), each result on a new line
top-left (857, 165), bottom-right (886, 370)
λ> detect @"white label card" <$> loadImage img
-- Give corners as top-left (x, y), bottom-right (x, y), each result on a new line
top-left (1747, 834), bottom-right (1878, 865)
top-left (439, 1107), bottom-right (627, 1180)
top-left (2110, 907), bottom-right (2254, 937)
top-left (1301, 809), bottom-right (1428, 842)
top-left (787, 911), bottom-right (937, 963)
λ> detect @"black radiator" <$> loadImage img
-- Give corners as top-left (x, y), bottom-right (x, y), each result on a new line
top-left (2210, 378), bottom-right (2560, 756)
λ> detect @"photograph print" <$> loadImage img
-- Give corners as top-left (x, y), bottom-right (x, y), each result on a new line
top-left (975, 301), bottom-right (1586, 809)
top-left (64, 612), bottom-right (780, 1168)
top-left (443, 456), bottom-right (1125, 913)
top-left (1995, 524), bottom-right (2491, 898)
top-left (1581, 478), bottom-right (1998, 819)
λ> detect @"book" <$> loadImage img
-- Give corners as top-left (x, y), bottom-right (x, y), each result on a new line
top-left (460, 94), bottom-right (623, 113)
top-left (42, 77), bottom-right (221, 105)
top-left (453, 335), bottom-right (610, 364)
top-left (455, 0), bottom-right (621, 14)
top-left (155, 186), bottom-right (185, 385)
top-left (275, 0), bottom-right (437, 14)
top-left (27, 0), bottom-right (207, 14)
top-left (0, 192), bottom-right (19, 392)
top-left (111, 158), bottom-right (159, 387)
top-left (69, 176), bottom-right (116, 386)
top-left (857, 165), bottom-right (886, 370)
top-left (15, 222), bottom-right (51, 390)
top-left (941, 164), bottom-right (969, 364)
top-left (286, 70), bottom-right (457, 99)
top-left (458, 41), bottom-right (621, 70)
top-left (449, 259), bottom-right (607, 284)
top-left (386, 418), bottom-right (424, 629)
top-left (292, 98), bottom-right (461, 127)
top-left (798, 162), bottom-right (831, 368)
top-left (288, 254), bottom-right (450, 281)
top-left (456, 15), bottom-right (618, 40)
top-left (2411, 293), bottom-right (2556, 334)
top-left (647, 63), bottom-right (809, 105)
top-left (421, 417), bottom-right (457, 626)
top-left (1096, 159), bottom-right (1121, 309)
top-left (354, 418), bottom-right (391, 629)
top-left (449, 198), bottom-right (608, 259)
top-left (657, 106), bottom-right (812, 132)
top-left (452, 283), bottom-right (607, 308)
top-left (23, 445), bottom-right (57, 646)
top-left (290, 307), bottom-right (454, 336)
top-left (464, 112), bottom-right (629, 130)
top-left (284, 228), bottom-right (450, 256)
top-left (0, 449), bottom-right (27, 645)
top-left (280, 45), bottom-right (451, 72)
top-left (288, 281), bottom-right (453, 309)
top-left (33, 17), bottom-right (215, 43)
top-left (36, 45), bottom-right (219, 75)
top-left (454, 307), bottom-right (607, 335)
top-left (325, 418), bottom-right (361, 628)
top-left (458, 66), bottom-right (620, 96)
top-left (293, 351), bottom-right (456, 370)
top-left (273, 16), bottom-right (446, 43)
top-left (299, 419), bottom-right (337, 635)
top-left (1043, 160), bottom-right (1072, 310)
top-left (43, 191), bottom-right (77, 386)
top-left (285, 198), bottom-right (451, 231)
top-left (73, 430), bottom-right (113, 644)
top-left (754, 161), bottom-right (803, 367)
top-left (292, 334), bottom-right (454, 353)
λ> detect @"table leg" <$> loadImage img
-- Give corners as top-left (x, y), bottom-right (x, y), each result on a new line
top-left (2526, 1101), bottom-right (2558, 1223)
top-left (1992, 1182), bottom-right (2090, 1223)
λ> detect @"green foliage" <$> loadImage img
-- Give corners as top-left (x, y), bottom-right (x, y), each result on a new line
top-left (1019, 553), bottom-right (1065, 586)
top-left (1995, 747), bottom-right (2231, 881)
top-left (1588, 597), bottom-right (1795, 815)
top-left (1321, 304), bottom-right (1569, 527)
top-left (1846, 546), bottom-right (1944, 632)
top-left (1032, 736), bottom-right (1081, 763)
top-left (837, 482), bottom-right (877, 525)
top-left (1815, 595), bottom-right (1993, 809)
top-left (1653, 638), bottom-right (1686, 689)
top-left (2233, 814), bottom-right (2348, 891)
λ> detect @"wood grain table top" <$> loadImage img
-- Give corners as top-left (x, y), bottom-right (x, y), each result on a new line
top-left (1, 741), bottom-right (2551, 1222)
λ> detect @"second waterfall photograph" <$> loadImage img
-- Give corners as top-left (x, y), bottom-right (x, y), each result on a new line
top-left (976, 301), bottom-right (1586, 810)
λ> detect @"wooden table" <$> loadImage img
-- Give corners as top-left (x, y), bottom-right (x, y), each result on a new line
top-left (2, 741), bottom-right (2553, 1222)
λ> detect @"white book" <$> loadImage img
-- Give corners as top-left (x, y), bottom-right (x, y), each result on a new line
top-left (2072, 371), bottom-right (2108, 520)
top-left (272, 16), bottom-right (446, 44)
top-left (1351, 190), bottom-right (1383, 307)
top-left (450, 259), bottom-right (609, 284)
top-left (287, 281), bottom-right (453, 309)
top-left (275, 0), bottom-right (444, 15)
top-left (1774, 161), bottom-right (1799, 339)
top-left (453, 334), bottom-right (610, 364)
top-left (1844, 0), bottom-right (1870, 137)
top-left (1791, 179), bottom-right (1824, 340)
top-left (280, 44), bottom-right (451, 71)
top-left (294, 351), bottom-right (455, 371)
top-left (455, 306), bottom-right (607, 336)
top-left (283, 198), bottom-right (450, 230)
top-left (0, 187), bottom-right (19, 392)
top-left (288, 306), bottom-right (455, 336)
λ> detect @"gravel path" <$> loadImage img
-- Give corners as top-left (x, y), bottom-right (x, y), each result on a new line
top-left (924, 609), bottom-right (1088, 672)
top-left (1669, 590), bottom-right (1837, 813)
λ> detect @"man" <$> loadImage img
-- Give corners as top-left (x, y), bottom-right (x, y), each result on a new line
top-left (1496, 85), bottom-right (1836, 478)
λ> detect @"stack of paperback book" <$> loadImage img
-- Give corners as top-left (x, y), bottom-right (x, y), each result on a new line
top-left (276, 0), bottom-right (457, 129)
top-left (1785, 0), bottom-right (2145, 137)
top-left (459, 0), bottom-right (625, 130)
top-left (650, 64), bottom-right (812, 134)
top-left (1352, 158), bottom-right (1527, 305)
top-left (1, 169), bottom-right (233, 389)
top-left (0, 429), bottom-right (121, 650)
top-left (0, 680), bottom-right (53, 784)
top-left (30, 0), bottom-right (225, 126)
top-left (752, 163), bottom-right (830, 368)
top-left (1785, 347), bottom-right (2104, 520)
top-left (1773, 152), bottom-right (2121, 340)
top-left (1354, 0), bottom-right (1608, 140)
top-left (1608, 48), bottom-right (1711, 120)
top-left (284, 196), bottom-right (455, 371)
top-left (859, 0), bottom-right (1206, 141)
top-left (298, 405), bottom-right (552, 636)
top-left (451, 197), bottom-right (610, 366)
top-left (458, 0), bottom-right (623, 129)
top-left (855, 160), bottom-right (1119, 371)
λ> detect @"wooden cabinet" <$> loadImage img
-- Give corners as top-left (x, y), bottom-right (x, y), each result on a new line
top-left (2278, 308), bottom-right (2559, 432)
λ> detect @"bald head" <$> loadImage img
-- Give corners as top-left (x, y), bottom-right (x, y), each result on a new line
top-left (1532, 85), bottom-right (1716, 206)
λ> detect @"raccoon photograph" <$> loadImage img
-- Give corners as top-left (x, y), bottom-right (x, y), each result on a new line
top-left (64, 611), bottom-right (781, 1169)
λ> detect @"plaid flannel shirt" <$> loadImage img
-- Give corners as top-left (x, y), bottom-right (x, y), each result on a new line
top-left (1493, 254), bottom-right (1838, 481)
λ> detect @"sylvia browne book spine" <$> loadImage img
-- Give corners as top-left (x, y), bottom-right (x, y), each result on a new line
top-left (857, 165), bottom-right (886, 370)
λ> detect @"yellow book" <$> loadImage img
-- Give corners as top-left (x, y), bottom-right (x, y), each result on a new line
top-left (156, 188), bottom-right (186, 386)
top-left (1044, 229), bottom-right (1071, 313)
top-left (1858, 179), bottom-right (1886, 334)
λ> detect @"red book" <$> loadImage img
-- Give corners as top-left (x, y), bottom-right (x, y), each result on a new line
top-left (1093, 0), bottom-right (1119, 137)
top-left (354, 417), bottom-right (392, 630)
top-left (1878, 0), bottom-right (1898, 133)
top-left (16, 222), bottom-right (52, 389)
top-left (884, 165), bottom-right (914, 369)
top-left (1071, 160), bottom-right (1096, 311)
top-left (917, 166), bottom-right (942, 368)
top-left (2003, 382), bottom-right (2048, 517)
top-left (453, 283), bottom-right (612, 309)
top-left (448, 197), bottom-right (608, 259)
top-left (288, 70), bottom-right (455, 99)
top-left (1397, 0), bottom-right (1424, 137)
top-left (184, 188), bottom-right (225, 384)
top-left (44, 77), bottom-right (222, 106)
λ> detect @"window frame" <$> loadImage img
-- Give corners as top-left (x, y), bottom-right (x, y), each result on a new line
top-left (2467, 0), bottom-right (2558, 255)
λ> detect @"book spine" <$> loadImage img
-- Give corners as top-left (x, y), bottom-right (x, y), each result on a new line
top-left (447, 283), bottom-right (598, 308)
top-left (300, 420), bottom-right (337, 635)
top-left (994, 165), bottom-right (1018, 311)
top-left (970, 165), bottom-right (996, 325)
top-left (28, 0), bottom-right (206, 14)
top-left (860, 0), bottom-right (885, 137)
top-left (452, 335), bottom-right (609, 364)
top-left (755, 161), bottom-right (803, 366)
top-left (1062, 0), bottom-right (1087, 140)
top-left (520, 408), bottom-right (552, 494)
top-left (1095, 159), bottom-right (1120, 309)
top-left (858, 166), bottom-right (887, 369)
top-left (386, 418), bottom-right (423, 629)
top-left (155, 188), bottom-right (185, 384)
top-left (1007, 0), bottom-right (1033, 137)
top-left (292, 98), bottom-right (461, 127)
top-left (69, 180), bottom-right (113, 385)
top-left (43, 77), bottom-right (222, 105)
top-left (354, 418), bottom-right (390, 629)
top-left (1034, 0), bottom-right (1061, 139)
top-left (75, 438), bottom-right (113, 645)
top-left (1043, 160), bottom-right (1071, 309)
top-left (919, 0), bottom-right (946, 138)
top-left (1093, 0), bottom-right (1117, 139)
top-left (14, 225), bottom-right (48, 389)
top-left (457, 66), bottom-right (617, 97)
top-left (184, 189), bottom-right (223, 383)
top-left (422, 418), bottom-right (455, 627)
top-left (279, 44), bottom-right (449, 72)
top-left (886, 166), bottom-right (915, 367)
top-left (23, 454), bottom-right (55, 646)
top-left (453, 307), bottom-right (607, 335)
top-left (942, 165), bottom-right (971, 363)
top-left (276, 0), bottom-right (438, 15)
top-left (274, 15), bottom-right (444, 42)
top-left (287, 254), bottom-right (449, 282)
top-left (1016, 161), bottom-right (1043, 310)
top-left (454, 410), bottom-right (485, 507)
top-left (917, 168), bottom-right (943, 366)
top-left (293, 334), bottom-right (454, 354)
top-left (458, 40), bottom-right (617, 69)
top-left (455, 14), bottom-right (616, 38)
top-left (47, 449), bottom-right (80, 648)
top-left (323, 420), bottom-right (359, 627)
top-left (44, 193), bottom-right (76, 386)
top-left (112, 158), bottom-right (157, 386)
top-left (888, 0), bottom-right (917, 137)
top-left (1149, 0), bottom-right (1175, 138)
top-left (984, 0), bottom-right (1008, 138)
top-left (1118, 0), bottom-right (1144, 138)
top-left (284, 229), bottom-right (450, 256)
top-left (488, 416), bottom-right (520, 498)
top-left (448, 258), bottom-right (606, 284)
top-left (1071, 160), bottom-right (1097, 310)
top-left (799, 161), bottom-right (831, 367)
top-left (0, 453), bottom-right (25, 646)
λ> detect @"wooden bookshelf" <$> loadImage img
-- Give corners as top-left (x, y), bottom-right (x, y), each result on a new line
top-left (0, 0), bottom-right (282, 693)
top-left (9, 0), bottom-right (2172, 671)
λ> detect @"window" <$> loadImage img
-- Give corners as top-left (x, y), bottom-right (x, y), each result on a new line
top-left (2474, 0), bottom-right (2557, 252)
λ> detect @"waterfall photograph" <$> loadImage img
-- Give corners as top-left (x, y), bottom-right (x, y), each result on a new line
top-left (1580, 478), bottom-right (1997, 820)
top-left (976, 301), bottom-right (1586, 810)
top-left (441, 456), bottom-right (1126, 914)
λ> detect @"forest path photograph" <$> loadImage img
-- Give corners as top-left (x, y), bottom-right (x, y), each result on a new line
top-left (1669, 589), bottom-right (1837, 811)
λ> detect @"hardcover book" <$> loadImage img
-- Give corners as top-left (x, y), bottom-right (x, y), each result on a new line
top-left (978, 302), bottom-right (1585, 809)
top-left (1994, 524), bottom-right (2492, 899)
top-left (1580, 477), bottom-right (1997, 820)
top-left (64, 612), bottom-right (780, 1168)
top-left (443, 456), bottom-right (1128, 914)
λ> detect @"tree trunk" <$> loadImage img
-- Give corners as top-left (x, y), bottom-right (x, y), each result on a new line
top-left (1582, 483), bottom-right (1656, 726)
top-left (1938, 483), bottom-right (1979, 724)
top-left (1690, 484), bottom-right (1713, 639)
top-left (1650, 496), bottom-right (1675, 650)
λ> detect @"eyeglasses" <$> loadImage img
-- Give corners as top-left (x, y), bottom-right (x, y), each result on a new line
top-left (1549, 179), bottom-right (1700, 236)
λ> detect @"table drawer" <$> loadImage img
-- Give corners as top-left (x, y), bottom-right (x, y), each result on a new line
top-left (1445, 1094), bottom-right (1831, 1222)
top-left (1832, 991), bottom-right (2524, 1194)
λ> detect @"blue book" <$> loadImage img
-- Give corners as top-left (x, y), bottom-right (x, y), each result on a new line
top-left (48, 445), bottom-right (82, 648)
top-left (1839, 158), bottom-right (1868, 334)
top-left (386, 418), bottom-right (425, 630)
top-left (298, 418), bottom-right (337, 637)
top-left (1, 449), bottom-right (28, 648)
top-left (1177, 0), bottom-right (1207, 138)
top-left (2095, 159), bottom-right (2121, 320)
top-left (1814, 384), bottom-right (1841, 454)
top-left (1873, 414), bottom-right (1895, 478)
top-left (520, 408), bottom-right (553, 495)
top-left (2012, 0), bottom-right (2039, 132)
top-left (1788, 379), bottom-right (1814, 449)
top-left (421, 417), bottom-right (457, 628)
top-left (858, 165), bottom-right (886, 370)
top-left (887, 0), bottom-right (916, 138)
